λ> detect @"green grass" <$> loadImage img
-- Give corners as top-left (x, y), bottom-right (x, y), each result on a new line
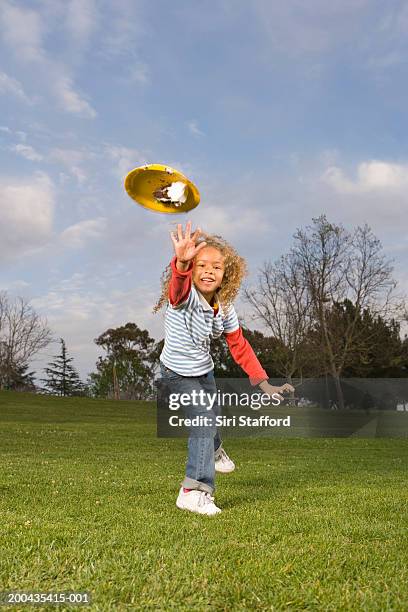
top-left (0, 390), bottom-right (407, 611)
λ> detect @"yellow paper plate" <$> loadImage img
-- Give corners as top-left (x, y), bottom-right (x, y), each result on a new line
top-left (124, 164), bottom-right (200, 214)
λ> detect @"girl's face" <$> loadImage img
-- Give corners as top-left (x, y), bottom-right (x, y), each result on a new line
top-left (193, 246), bottom-right (225, 300)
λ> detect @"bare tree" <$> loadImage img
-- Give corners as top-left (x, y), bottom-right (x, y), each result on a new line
top-left (245, 252), bottom-right (313, 384)
top-left (292, 216), bottom-right (402, 408)
top-left (245, 216), bottom-right (404, 409)
top-left (0, 291), bottom-right (52, 389)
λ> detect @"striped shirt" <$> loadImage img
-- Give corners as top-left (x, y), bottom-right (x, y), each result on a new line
top-left (160, 284), bottom-right (239, 376)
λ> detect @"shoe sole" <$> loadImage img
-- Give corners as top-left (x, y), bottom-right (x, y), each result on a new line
top-left (176, 501), bottom-right (221, 515)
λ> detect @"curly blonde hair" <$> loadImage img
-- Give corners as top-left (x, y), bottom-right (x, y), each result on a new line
top-left (153, 233), bottom-right (248, 314)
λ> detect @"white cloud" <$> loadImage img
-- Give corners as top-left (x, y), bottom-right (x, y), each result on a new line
top-left (366, 51), bottom-right (404, 71)
top-left (53, 76), bottom-right (97, 119)
top-left (323, 160), bottom-right (408, 194)
top-left (276, 155), bottom-right (408, 234)
top-left (0, 1), bottom-right (45, 62)
top-left (49, 147), bottom-right (95, 183)
top-left (252, 0), bottom-right (370, 56)
top-left (70, 166), bottom-right (88, 184)
top-left (364, 4), bottom-right (408, 71)
top-left (50, 148), bottom-right (90, 165)
top-left (104, 145), bottom-right (147, 180)
top-left (61, 217), bottom-right (107, 248)
top-left (30, 278), bottom-right (162, 378)
top-left (0, 71), bottom-right (31, 103)
top-left (11, 143), bottom-right (43, 162)
top-left (65, 0), bottom-right (97, 45)
top-left (0, 3), bottom-right (96, 119)
top-left (0, 173), bottom-right (54, 261)
top-left (128, 62), bottom-right (150, 85)
top-left (0, 126), bottom-right (11, 133)
top-left (193, 204), bottom-right (270, 242)
top-left (0, 279), bottom-right (31, 292)
top-left (187, 119), bottom-right (205, 137)
top-left (100, 0), bottom-right (146, 58)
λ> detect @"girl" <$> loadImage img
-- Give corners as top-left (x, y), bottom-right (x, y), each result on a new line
top-left (154, 221), bottom-right (293, 515)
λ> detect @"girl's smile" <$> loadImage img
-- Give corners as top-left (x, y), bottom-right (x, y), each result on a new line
top-left (193, 246), bottom-right (225, 301)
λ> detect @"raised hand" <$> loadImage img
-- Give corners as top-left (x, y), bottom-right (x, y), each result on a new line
top-left (170, 221), bottom-right (207, 264)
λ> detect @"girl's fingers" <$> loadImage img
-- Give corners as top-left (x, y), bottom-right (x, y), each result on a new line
top-left (194, 241), bottom-right (207, 254)
top-left (177, 223), bottom-right (183, 241)
top-left (170, 232), bottom-right (178, 246)
top-left (191, 227), bottom-right (202, 242)
top-left (185, 220), bottom-right (191, 240)
top-left (280, 384), bottom-right (294, 393)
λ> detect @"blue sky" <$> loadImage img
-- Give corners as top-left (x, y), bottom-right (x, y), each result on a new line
top-left (1, 0), bottom-right (408, 379)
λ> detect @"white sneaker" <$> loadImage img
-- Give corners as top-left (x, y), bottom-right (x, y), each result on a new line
top-left (176, 487), bottom-right (222, 515)
top-left (215, 447), bottom-right (235, 473)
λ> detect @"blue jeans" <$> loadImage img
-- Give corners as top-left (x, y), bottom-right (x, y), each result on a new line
top-left (159, 362), bottom-right (223, 494)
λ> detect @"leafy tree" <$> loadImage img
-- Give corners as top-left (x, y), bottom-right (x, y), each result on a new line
top-left (331, 303), bottom-right (407, 378)
top-left (0, 355), bottom-right (37, 392)
top-left (304, 299), bottom-right (408, 379)
top-left (89, 323), bottom-right (155, 400)
top-left (148, 338), bottom-right (165, 376)
top-left (7, 362), bottom-right (37, 392)
top-left (211, 327), bottom-right (284, 379)
top-left (210, 335), bottom-right (242, 378)
top-left (41, 338), bottom-right (84, 396)
top-left (401, 335), bottom-right (408, 373)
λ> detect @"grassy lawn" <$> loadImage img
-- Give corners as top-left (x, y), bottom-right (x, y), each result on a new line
top-left (0, 390), bottom-right (407, 611)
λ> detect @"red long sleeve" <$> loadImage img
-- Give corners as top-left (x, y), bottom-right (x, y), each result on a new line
top-left (224, 327), bottom-right (268, 386)
top-left (168, 256), bottom-right (193, 306)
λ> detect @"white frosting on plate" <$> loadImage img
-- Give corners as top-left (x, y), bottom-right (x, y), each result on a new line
top-left (155, 181), bottom-right (188, 207)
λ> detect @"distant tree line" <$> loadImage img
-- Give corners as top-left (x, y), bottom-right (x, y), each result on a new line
top-left (1, 216), bottom-right (407, 402)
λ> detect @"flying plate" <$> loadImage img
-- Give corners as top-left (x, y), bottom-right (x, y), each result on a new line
top-left (124, 164), bottom-right (200, 214)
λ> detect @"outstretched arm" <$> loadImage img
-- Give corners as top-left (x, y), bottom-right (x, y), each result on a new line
top-left (225, 327), bottom-right (294, 399)
top-left (224, 327), bottom-right (269, 386)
